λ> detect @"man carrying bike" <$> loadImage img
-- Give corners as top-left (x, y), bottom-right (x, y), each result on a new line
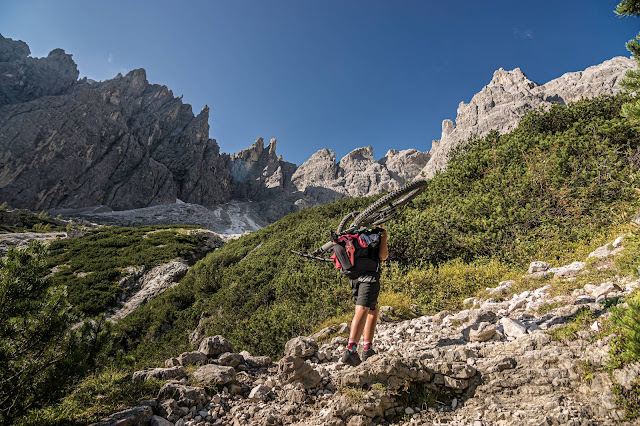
top-left (293, 180), bottom-right (427, 364)
top-left (341, 225), bottom-right (388, 366)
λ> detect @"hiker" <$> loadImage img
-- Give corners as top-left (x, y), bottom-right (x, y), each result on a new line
top-left (340, 225), bottom-right (388, 365)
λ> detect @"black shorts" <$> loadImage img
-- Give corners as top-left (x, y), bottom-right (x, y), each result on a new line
top-left (351, 274), bottom-right (380, 310)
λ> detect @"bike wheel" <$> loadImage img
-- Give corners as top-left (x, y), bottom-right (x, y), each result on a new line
top-left (352, 180), bottom-right (427, 228)
top-left (337, 211), bottom-right (360, 234)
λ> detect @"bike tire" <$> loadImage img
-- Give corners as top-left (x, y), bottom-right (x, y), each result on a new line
top-left (352, 180), bottom-right (427, 228)
top-left (337, 211), bottom-right (360, 234)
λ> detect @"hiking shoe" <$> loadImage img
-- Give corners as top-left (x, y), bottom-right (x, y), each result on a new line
top-left (361, 347), bottom-right (377, 362)
top-left (340, 349), bottom-right (361, 366)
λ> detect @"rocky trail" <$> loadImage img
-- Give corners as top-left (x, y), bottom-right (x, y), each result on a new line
top-left (98, 236), bottom-right (640, 426)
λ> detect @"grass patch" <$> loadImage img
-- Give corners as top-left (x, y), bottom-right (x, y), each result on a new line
top-left (378, 290), bottom-right (416, 320)
top-left (17, 369), bottom-right (162, 425)
top-left (340, 386), bottom-right (365, 402)
top-left (547, 307), bottom-right (597, 342)
top-left (396, 383), bottom-right (452, 412)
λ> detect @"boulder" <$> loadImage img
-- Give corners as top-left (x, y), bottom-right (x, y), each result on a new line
top-left (613, 362), bottom-right (640, 391)
top-left (283, 336), bottom-right (319, 358)
top-left (218, 352), bottom-right (244, 368)
top-left (199, 335), bottom-right (234, 357)
top-left (240, 351), bottom-right (272, 368)
top-left (500, 318), bottom-right (528, 338)
top-left (248, 384), bottom-right (271, 401)
top-left (549, 261), bottom-right (586, 279)
top-left (278, 356), bottom-right (322, 389)
top-left (90, 405), bottom-right (153, 426)
top-left (177, 351), bottom-right (208, 366)
top-left (528, 261), bottom-right (550, 274)
top-left (158, 398), bottom-right (180, 423)
top-left (157, 383), bottom-right (207, 406)
top-left (463, 321), bottom-right (497, 342)
top-left (150, 415), bottom-right (174, 426)
top-left (191, 364), bottom-right (236, 385)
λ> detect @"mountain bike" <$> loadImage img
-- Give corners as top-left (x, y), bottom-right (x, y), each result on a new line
top-left (292, 180), bottom-right (428, 262)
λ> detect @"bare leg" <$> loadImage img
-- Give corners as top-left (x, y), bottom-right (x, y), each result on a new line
top-left (363, 305), bottom-right (378, 343)
top-left (349, 305), bottom-right (370, 344)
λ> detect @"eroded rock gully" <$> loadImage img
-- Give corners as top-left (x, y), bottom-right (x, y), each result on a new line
top-left (94, 236), bottom-right (640, 425)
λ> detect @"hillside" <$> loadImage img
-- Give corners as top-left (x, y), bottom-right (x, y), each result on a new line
top-left (112, 94), bottom-right (640, 366)
top-left (6, 94), bottom-right (640, 425)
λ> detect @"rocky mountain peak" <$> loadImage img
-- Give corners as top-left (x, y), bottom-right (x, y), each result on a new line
top-left (338, 146), bottom-right (376, 169)
top-left (422, 56), bottom-right (635, 178)
top-left (0, 34), bottom-right (30, 62)
top-left (489, 67), bottom-right (538, 90)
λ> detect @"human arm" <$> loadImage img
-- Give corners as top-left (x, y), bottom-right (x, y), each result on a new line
top-left (378, 227), bottom-right (388, 261)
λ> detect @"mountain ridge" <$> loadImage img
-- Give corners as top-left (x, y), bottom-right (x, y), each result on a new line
top-left (0, 34), bottom-right (635, 231)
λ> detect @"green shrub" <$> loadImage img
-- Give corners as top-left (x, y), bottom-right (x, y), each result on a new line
top-left (46, 226), bottom-right (205, 317)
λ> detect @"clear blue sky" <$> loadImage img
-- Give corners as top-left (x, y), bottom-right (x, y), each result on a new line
top-left (1, 0), bottom-right (638, 165)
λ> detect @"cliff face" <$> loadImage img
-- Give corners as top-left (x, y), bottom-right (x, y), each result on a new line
top-left (0, 35), bottom-right (231, 210)
top-left (1, 34), bottom-right (634, 225)
top-left (423, 56), bottom-right (636, 177)
top-left (291, 146), bottom-right (430, 205)
top-left (0, 35), bottom-right (428, 217)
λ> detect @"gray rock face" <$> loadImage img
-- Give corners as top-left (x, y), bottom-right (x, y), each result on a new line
top-left (0, 34), bottom-right (78, 106)
top-left (291, 146), bottom-right (430, 204)
top-left (0, 35), bottom-right (231, 211)
top-left (423, 56), bottom-right (635, 178)
top-left (108, 259), bottom-right (189, 321)
top-left (0, 36), bottom-right (432, 226)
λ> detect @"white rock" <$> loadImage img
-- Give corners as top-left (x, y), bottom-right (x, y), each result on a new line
top-left (613, 236), bottom-right (624, 248)
top-left (549, 261), bottom-right (586, 278)
top-left (528, 261), bottom-right (550, 274)
top-left (500, 317), bottom-right (528, 338)
top-left (248, 384), bottom-right (271, 401)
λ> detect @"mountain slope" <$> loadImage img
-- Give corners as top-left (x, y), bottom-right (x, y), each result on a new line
top-left (113, 94), bottom-right (640, 366)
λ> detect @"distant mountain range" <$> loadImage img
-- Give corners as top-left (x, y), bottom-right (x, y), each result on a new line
top-left (0, 34), bottom-right (634, 229)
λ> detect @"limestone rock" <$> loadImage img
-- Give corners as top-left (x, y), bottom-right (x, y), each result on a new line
top-left (157, 383), bottom-right (206, 405)
top-left (217, 352), bottom-right (244, 368)
top-left (284, 336), bottom-right (319, 358)
top-left (191, 364), bottom-right (236, 385)
top-left (198, 335), bottom-right (234, 357)
top-left (613, 362), bottom-right (640, 391)
top-left (463, 321), bottom-right (497, 342)
top-left (177, 351), bottom-right (208, 366)
top-left (149, 415), bottom-right (173, 426)
top-left (528, 261), bottom-right (550, 274)
top-left (422, 56), bottom-right (635, 178)
top-left (157, 383), bottom-right (207, 406)
top-left (549, 261), bottom-right (586, 278)
top-left (0, 38), bottom-right (231, 210)
top-left (291, 146), bottom-right (430, 205)
top-left (278, 355), bottom-right (322, 389)
top-left (248, 384), bottom-right (271, 401)
top-left (90, 405), bottom-right (153, 426)
top-left (109, 259), bottom-right (189, 320)
top-left (500, 317), bottom-right (528, 338)
top-left (240, 351), bottom-right (272, 368)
